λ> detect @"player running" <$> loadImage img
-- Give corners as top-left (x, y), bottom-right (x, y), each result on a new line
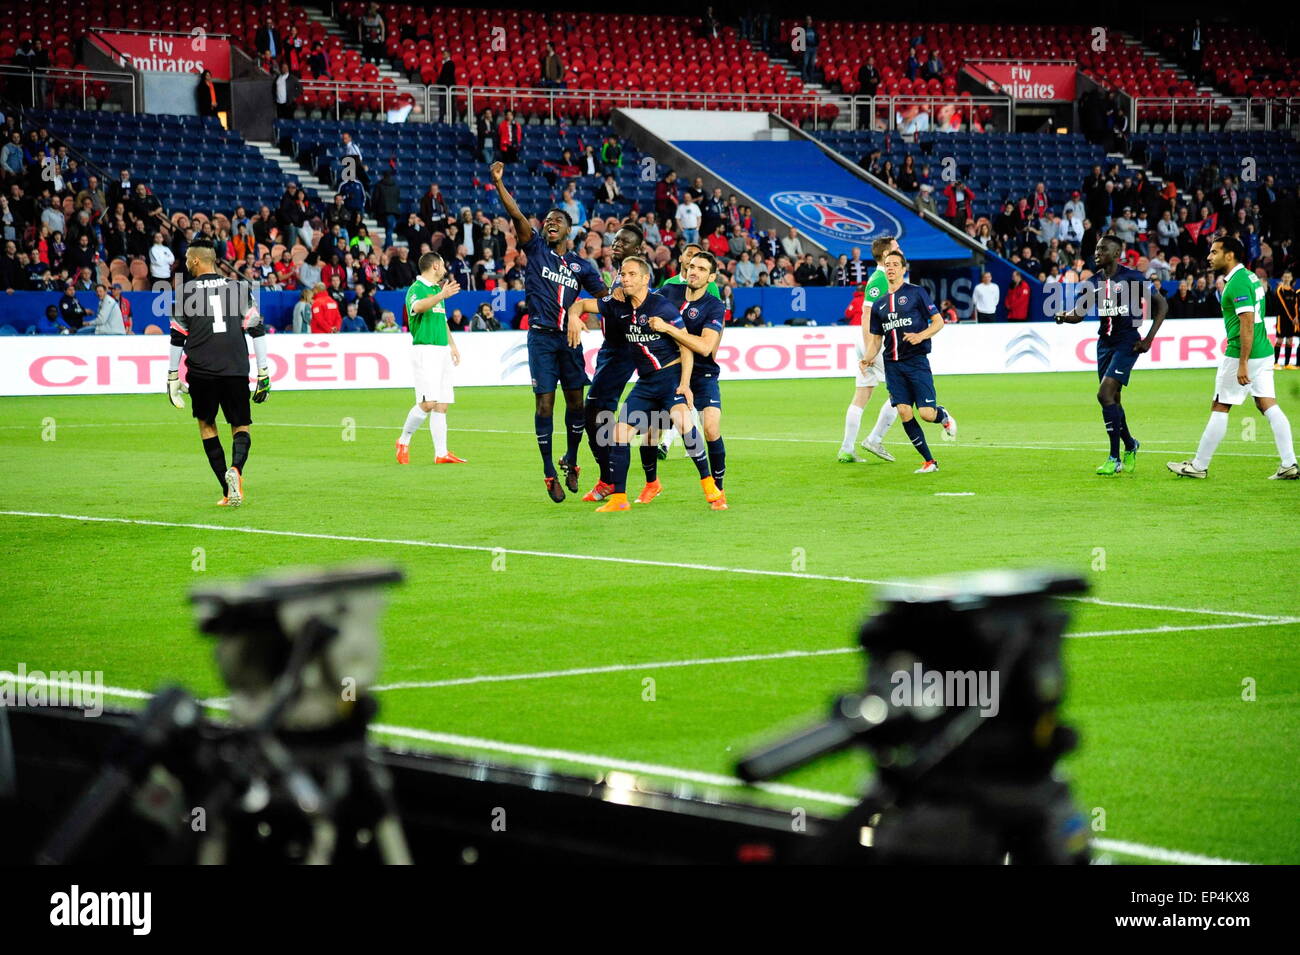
top-left (1274, 270), bottom-right (1297, 370)
top-left (1056, 234), bottom-right (1168, 476)
top-left (1167, 236), bottom-right (1297, 480)
top-left (649, 250), bottom-right (729, 509)
top-left (582, 221), bottom-right (650, 502)
top-left (566, 256), bottom-right (720, 511)
top-left (861, 249), bottom-right (955, 473)
top-left (166, 238), bottom-right (269, 507)
top-left (491, 161), bottom-right (607, 502)
top-left (395, 252), bottom-right (465, 464)
top-left (839, 236), bottom-right (902, 463)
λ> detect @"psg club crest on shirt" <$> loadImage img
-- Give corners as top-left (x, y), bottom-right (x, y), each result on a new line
top-left (899, 296), bottom-right (908, 305)
top-left (688, 308), bottom-right (698, 318)
top-left (768, 191), bottom-right (903, 245)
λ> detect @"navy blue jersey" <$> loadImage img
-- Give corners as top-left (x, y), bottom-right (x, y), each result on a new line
top-left (869, 282), bottom-right (940, 362)
top-left (657, 283), bottom-right (725, 377)
top-left (1093, 265), bottom-right (1148, 341)
top-left (597, 290), bottom-right (685, 377)
top-left (522, 231), bottom-right (605, 330)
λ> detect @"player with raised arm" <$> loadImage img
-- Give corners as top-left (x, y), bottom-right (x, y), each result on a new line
top-left (839, 236), bottom-right (903, 463)
top-left (1056, 234), bottom-right (1168, 476)
top-left (490, 160), bottom-right (606, 502)
top-left (649, 251), bottom-right (729, 509)
top-left (567, 256), bottom-right (720, 511)
top-left (581, 221), bottom-right (650, 502)
top-left (862, 249), bottom-right (955, 473)
top-left (395, 252), bottom-right (465, 464)
top-left (166, 238), bottom-right (270, 506)
top-left (1167, 236), bottom-right (1297, 480)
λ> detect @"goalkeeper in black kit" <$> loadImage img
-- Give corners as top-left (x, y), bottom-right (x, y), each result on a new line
top-left (166, 239), bottom-right (271, 507)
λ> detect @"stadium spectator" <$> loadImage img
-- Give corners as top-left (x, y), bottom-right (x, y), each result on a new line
top-left (940, 300), bottom-right (960, 324)
top-left (921, 51), bottom-right (944, 81)
top-left (148, 232), bottom-right (174, 281)
top-left (1005, 272), bottom-right (1030, 321)
top-left (475, 109), bottom-right (495, 162)
top-left (497, 110), bottom-right (523, 163)
top-left (600, 135), bottom-right (622, 175)
top-left (310, 283), bottom-right (342, 332)
top-left (541, 43), bottom-right (565, 89)
top-left (1113, 208), bottom-right (1138, 248)
top-left (356, 285), bottom-right (383, 331)
top-left (675, 192), bottom-right (701, 245)
top-left (376, 310), bottom-right (399, 332)
top-left (374, 171), bottom-right (401, 241)
top-left (972, 272), bottom-right (1000, 323)
top-left (290, 287), bottom-right (313, 333)
top-left (341, 301), bottom-right (368, 333)
top-left (196, 70), bottom-right (220, 118)
top-left (57, 282), bottom-right (86, 328)
top-left (857, 56), bottom-right (880, 96)
top-left (942, 181), bottom-right (975, 228)
top-left (84, 283), bottom-right (126, 334)
top-left (799, 16), bottom-right (819, 81)
top-left (35, 303), bottom-right (71, 334)
top-left (655, 170), bottom-right (679, 222)
top-left (359, 3), bottom-right (387, 64)
top-left (780, 227), bottom-right (804, 260)
top-left (256, 15), bottom-right (283, 61)
top-left (471, 302), bottom-right (502, 331)
top-left (734, 251), bottom-right (758, 286)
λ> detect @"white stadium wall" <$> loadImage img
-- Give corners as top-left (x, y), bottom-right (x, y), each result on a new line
top-left (0, 320), bottom-right (1260, 396)
top-left (619, 109), bottom-right (774, 141)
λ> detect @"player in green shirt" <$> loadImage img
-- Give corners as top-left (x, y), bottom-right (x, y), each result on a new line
top-left (838, 236), bottom-right (906, 463)
top-left (395, 252), bottom-right (466, 465)
top-left (1168, 235), bottom-right (1297, 480)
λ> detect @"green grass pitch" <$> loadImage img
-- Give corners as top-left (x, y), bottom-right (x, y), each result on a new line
top-left (2, 368), bottom-right (1298, 863)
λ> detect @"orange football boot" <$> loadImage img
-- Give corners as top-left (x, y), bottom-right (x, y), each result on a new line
top-left (582, 480), bottom-right (616, 502)
top-left (395, 440), bottom-right (410, 464)
top-left (435, 452), bottom-right (468, 463)
top-left (710, 491), bottom-right (728, 510)
top-left (595, 492), bottom-right (631, 512)
top-left (700, 475), bottom-right (722, 503)
top-left (635, 480), bottom-right (662, 503)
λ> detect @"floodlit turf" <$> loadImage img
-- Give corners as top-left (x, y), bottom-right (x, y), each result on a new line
top-left (2, 368), bottom-right (1298, 864)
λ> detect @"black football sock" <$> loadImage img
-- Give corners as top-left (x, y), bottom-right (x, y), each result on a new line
top-left (563, 408), bottom-right (584, 467)
top-left (203, 436), bottom-right (228, 494)
top-left (1102, 404), bottom-right (1122, 458)
top-left (932, 405), bottom-right (949, 426)
top-left (1287, 342), bottom-right (1294, 366)
top-left (706, 437), bottom-right (726, 489)
top-left (231, 431), bottom-right (251, 471)
top-left (902, 417), bottom-right (933, 461)
top-left (639, 444), bottom-right (658, 483)
top-left (535, 413), bottom-right (556, 479)
top-left (1278, 342), bottom-right (1284, 364)
top-left (585, 405), bottom-right (611, 483)
top-left (684, 427), bottom-right (711, 478)
top-left (609, 444), bottom-right (630, 494)
top-left (1116, 404), bottom-right (1136, 451)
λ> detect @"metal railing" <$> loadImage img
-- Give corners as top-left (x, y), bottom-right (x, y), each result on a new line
top-left (1126, 96), bottom-right (1300, 131)
top-left (0, 64), bottom-right (137, 113)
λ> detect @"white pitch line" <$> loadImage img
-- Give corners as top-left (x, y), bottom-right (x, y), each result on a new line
top-left (0, 678), bottom-right (1258, 864)
top-left (371, 617), bottom-right (1296, 692)
top-left (3, 509), bottom-right (1292, 623)
top-left (0, 419), bottom-right (1281, 458)
top-left (373, 647), bottom-right (858, 691)
top-left (934, 492), bottom-right (976, 496)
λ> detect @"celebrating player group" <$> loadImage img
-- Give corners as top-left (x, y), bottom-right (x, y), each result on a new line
top-left (162, 174), bottom-right (1296, 508)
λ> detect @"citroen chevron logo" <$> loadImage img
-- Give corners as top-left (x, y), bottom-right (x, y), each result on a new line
top-left (501, 341), bottom-right (529, 382)
top-left (1005, 330), bottom-right (1050, 369)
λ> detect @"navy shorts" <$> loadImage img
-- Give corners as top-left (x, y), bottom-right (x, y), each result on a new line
top-left (691, 372), bottom-right (722, 411)
top-left (620, 367), bottom-right (687, 431)
top-left (1096, 337), bottom-right (1141, 385)
top-left (587, 344), bottom-right (638, 410)
top-left (527, 327), bottom-right (589, 394)
top-left (884, 356), bottom-right (937, 409)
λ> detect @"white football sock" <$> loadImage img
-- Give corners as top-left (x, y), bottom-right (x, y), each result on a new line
top-left (399, 404), bottom-right (428, 444)
top-left (867, 402), bottom-right (898, 444)
top-left (1192, 410), bottom-right (1229, 471)
top-left (840, 404), bottom-right (864, 453)
top-left (1264, 404), bottom-right (1296, 467)
top-left (662, 425), bottom-right (679, 450)
top-left (429, 411), bottom-right (448, 457)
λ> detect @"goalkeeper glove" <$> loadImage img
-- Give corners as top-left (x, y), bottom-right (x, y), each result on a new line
top-left (167, 370), bottom-right (185, 409)
top-left (252, 368), bottom-right (271, 403)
